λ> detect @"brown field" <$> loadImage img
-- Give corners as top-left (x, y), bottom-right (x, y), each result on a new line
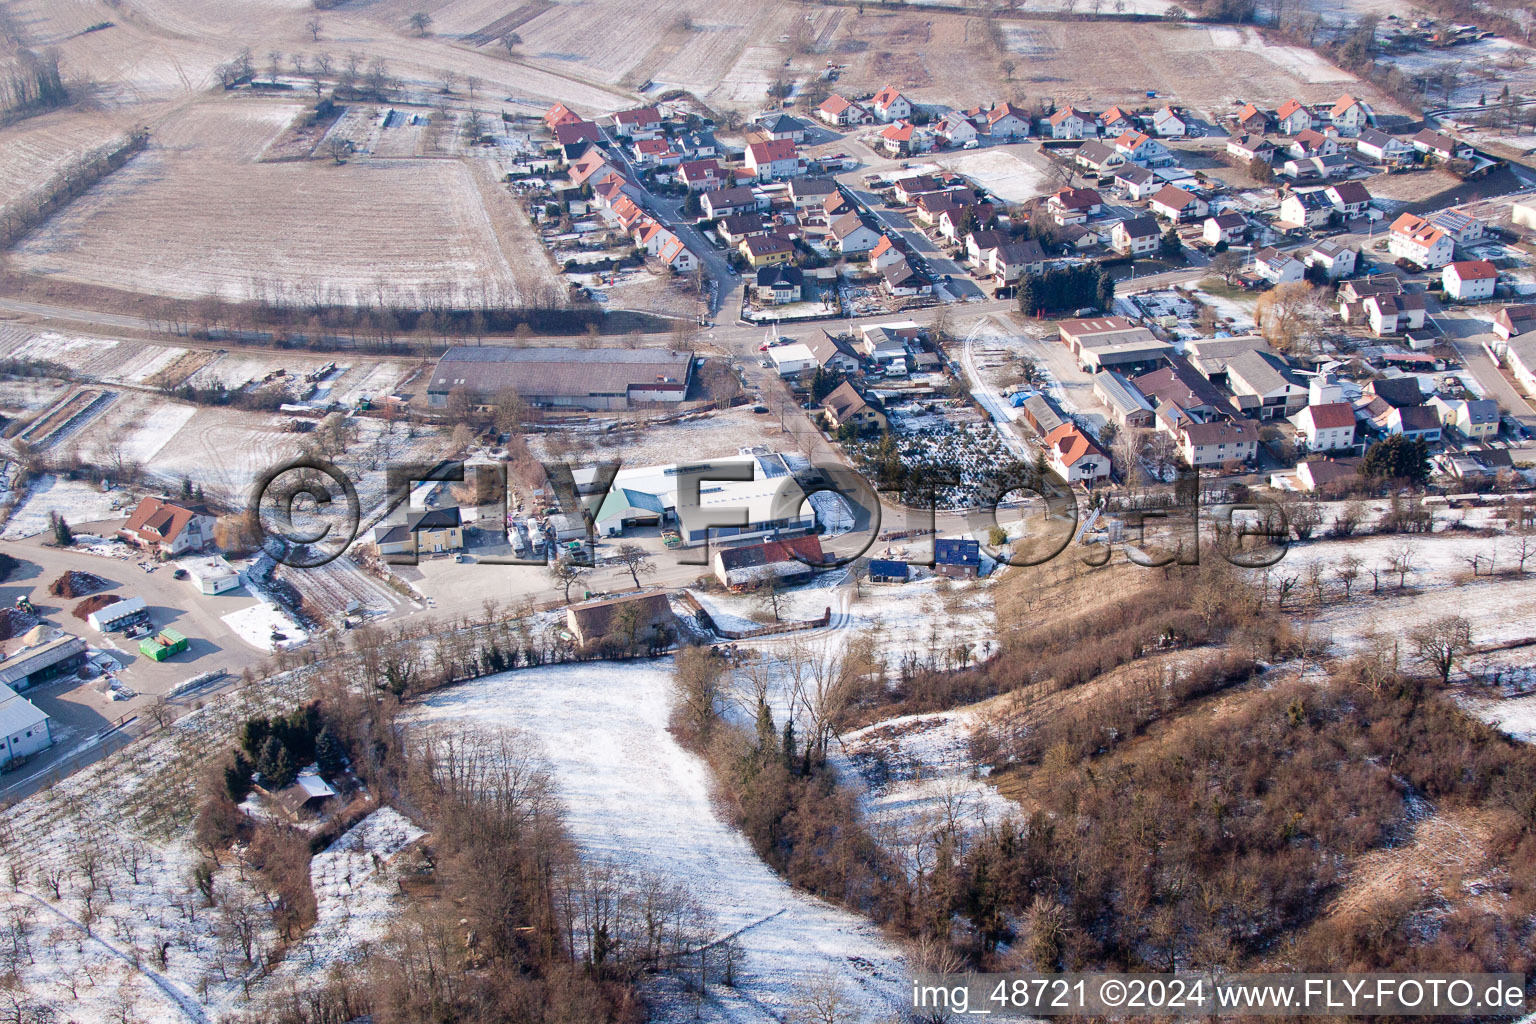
top-left (0, 110), bottom-right (132, 221)
top-left (8, 99), bottom-right (564, 306)
top-left (814, 10), bottom-right (1009, 110)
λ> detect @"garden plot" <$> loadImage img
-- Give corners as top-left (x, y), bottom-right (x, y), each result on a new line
top-left (933, 148), bottom-right (1053, 204)
top-left (1, 476), bottom-right (130, 538)
top-left (10, 100), bottom-right (562, 307)
top-left (1192, 286), bottom-right (1259, 333)
top-left (0, 376), bottom-right (70, 419)
top-left (411, 663), bottom-right (911, 1024)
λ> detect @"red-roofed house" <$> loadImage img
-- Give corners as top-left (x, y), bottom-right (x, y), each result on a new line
top-left (544, 102), bottom-right (582, 131)
top-left (1329, 94), bottom-right (1366, 135)
top-left (870, 84), bottom-right (912, 122)
top-left (1234, 103), bottom-right (1268, 133)
top-left (1047, 106), bottom-right (1091, 139)
top-left (817, 94), bottom-right (873, 126)
top-left (1042, 423), bottom-right (1110, 484)
top-left (612, 107), bottom-right (662, 139)
top-left (746, 138), bottom-right (802, 179)
top-left (679, 158), bottom-right (725, 191)
top-left (657, 235), bottom-right (697, 273)
top-left (1442, 259), bottom-right (1498, 301)
top-left (1275, 98), bottom-right (1312, 134)
top-left (1292, 402), bottom-right (1357, 452)
top-left (553, 120), bottom-right (600, 155)
top-left (877, 120), bottom-right (922, 156)
top-left (119, 497), bottom-right (216, 556)
top-left (1388, 212), bottom-right (1454, 268)
top-left (1099, 106), bottom-right (1137, 133)
top-left (869, 234), bottom-right (904, 272)
top-left (1148, 184), bottom-right (1208, 223)
top-left (986, 102), bottom-right (1030, 138)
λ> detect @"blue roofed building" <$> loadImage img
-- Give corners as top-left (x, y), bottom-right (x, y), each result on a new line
top-left (868, 559), bottom-right (909, 582)
top-left (933, 538), bottom-right (981, 578)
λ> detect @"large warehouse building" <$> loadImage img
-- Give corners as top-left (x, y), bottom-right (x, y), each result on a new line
top-left (426, 346), bottom-right (695, 411)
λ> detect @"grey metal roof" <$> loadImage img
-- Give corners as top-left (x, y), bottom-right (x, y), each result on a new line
top-left (0, 636), bottom-right (86, 688)
top-left (428, 347), bottom-right (693, 399)
top-left (0, 689), bottom-right (48, 739)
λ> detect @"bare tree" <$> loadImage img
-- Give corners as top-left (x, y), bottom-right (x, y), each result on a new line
top-left (548, 556), bottom-right (587, 604)
top-left (305, 15), bottom-right (323, 41)
top-left (465, 74), bottom-right (481, 99)
top-left (613, 543), bottom-right (655, 589)
top-left (1409, 615), bottom-right (1472, 684)
top-left (500, 31), bottom-right (523, 55)
top-left (1386, 539), bottom-right (1418, 589)
top-left (1335, 553), bottom-right (1362, 597)
top-left (409, 11), bottom-right (434, 36)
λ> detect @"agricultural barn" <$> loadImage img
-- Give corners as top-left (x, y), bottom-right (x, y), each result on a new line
top-left (0, 683), bottom-right (51, 768)
top-left (427, 347), bottom-right (694, 411)
top-left (714, 535), bottom-right (827, 590)
top-left (566, 591), bottom-right (676, 645)
top-left (0, 635), bottom-right (88, 692)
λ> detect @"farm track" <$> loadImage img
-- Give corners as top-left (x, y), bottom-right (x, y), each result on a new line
top-left (461, 1), bottom-right (556, 46)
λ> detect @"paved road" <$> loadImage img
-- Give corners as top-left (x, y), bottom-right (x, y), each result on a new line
top-left (1429, 304), bottom-right (1536, 431)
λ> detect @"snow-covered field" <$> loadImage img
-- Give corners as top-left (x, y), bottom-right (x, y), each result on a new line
top-left (934, 148), bottom-right (1054, 204)
top-left (411, 663), bottom-right (912, 1023)
top-left (222, 597), bottom-right (309, 651)
top-left (2, 476), bottom-right (131, 538)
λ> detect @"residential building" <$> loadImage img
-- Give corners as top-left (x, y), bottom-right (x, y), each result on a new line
top-left (1325, 180), bottom-right (1372, 219)
top-left (817, 94), bottom-right (873, 126)
top-left (1442, 260), bottom-right (1498, 301)
top-left (745, 139), bottom-right (801, 180)
top-left (611, 106), bottom-right (663, 138)
top-left (1430, 396), bottom-right (1499, 440)
top-left (678, 158), bottom-right (725, 191)
top-left (869, 234), bottom-right (904, 273)
top-left (119, 497), bottom-right (215, 556)
top-left (757, 114), bottom-right (807, 143)
top-left (1115, 165), bottom-right (1158, 200)
top-left (1113, 215), bottom-right (1161, 256)
top-left (1113, 130), bottom-right (1173, 166)
top-left (1355, 128), bottom-right (1413, 164)
top-left (1075, 141), bottom-right (1127, 175)
top-left (937, 110), bottom-right (978, 146)
top-left (1049, 186), bottom-right (1103, 220)
top-left (1046, 106), bottom-right (1091, 139)
top-left (806, 331), bottom-right (862, 374)
top-left (985, 102), bottom-right (1030, 138)
top-left (1252, 246), bottom-right (1304, 285)
top-left (1388, 212), bottom-right (1454, 268)
top-left (1289, 128), bottom-right (1339, 159)
top-left (1292, 457), bottom-right (1362, 492)
top-left (1234, 103), bottom-right (1269, 134)
top-left (1364, 291), bottom-right (1427, 335)
top-left (1305, 240), bottom-right (1356, 279)
top-left (878, 120), bottom-right (923, 156)
top-left (1042, 423), bottom-right (1110, 483)
top-left (1222, 348), bottom-right (1308, 418)
top-left (830, 212), bottom-right (881, 254)
top-left (544, 102), bottom-right (582, 131)
top-left (1275, 98), bottom-right (1312, 134)
top-left (988, 239), bottom-right (1047, 284)
top-left (553, 120), bottom-right (600, 157)
top-left (1148, 185), bottom-right (1207, 223)
top-left (1151, 106), bottom-right (1188, 137)
top-left (375, 507), bottom-right (464, 556)
top-left (1493, 304), bottom-right (1536, 340)
top-left (1291, 402), bottom-right (1357, 451)
top-left (1279, 189), bottom-right (1332, 229)
top-left (1384, 404), bottom-right (1442, 441)
top-left (1133, 357), bottom-right (1240, 423)
top-left (1428, 209), bottom-right (1486, 248)
top-left (966, 228), bottom-right (1009, 266)
top-left (822, 381), bottom-right (888, 433)
top-left (1337, 274), bottom-right (1405, 324)
top-left (1411, 129), bottom-right (1473, 161)
top-left (880, 258), bottom-right (931, 297)
top-left (1203, 212), bottom-right (1248, 246)
top-left (701, 186), bottom-right (764, 220)
top-left (717, 213), bottom-right (767, 245)
top-left (870, 85), bottom-right (913, 122)
top-left (1099, 106), bottom-right (1137, 134)
top-left (1177, 418), bottom-right (1260, 467)
top-left (740, 234), bottom-right (794, 267)
top-left (1281, 154), bottom-right (1348, 180)
top-left (789, 177), bottom-right (839, 209)
top-left (933, 538), bottom-right (981, 578)
top-left (1226, 133), bottom-right (1276, 163)
top-left (755, 264), bottom-right (804, 305)
top-left (1328, 94), bottom-right (1367, 135)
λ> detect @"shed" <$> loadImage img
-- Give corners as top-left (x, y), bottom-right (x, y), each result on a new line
top-left (87, 596), bottom-right (149, 633)
top-left (0, 635), bottom-right (88, 691)
top-left (868, 559), bottom-right (909, 583)
top-left (184, 556), bottom-right (239, 595)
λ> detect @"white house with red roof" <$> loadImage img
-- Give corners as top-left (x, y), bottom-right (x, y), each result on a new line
top-left (611, 106), bottom-right (663, 138)
top-left (544, 102), bottom-right (583, 131)
top-left (878, 120), bottom-right (929, 156)
top-left (1148, 185), bottom-right (1207, 223)
top-left (868, 234), bottom-right (904, 272)
top-left (678, 159), bottom-right (725, 191)
top-left (1328, 94), bottom-right (1367, 135)
top-left (1442, 259), bottom-right (1498, 301)
top-left (1388, 212), bottom-right (1454, 268)
top-left (1113, 130), bottom-right (1173, 167)
top-left (657, 235), bottom-right (697, 273)
top-left (1151, 106), bottom-right (1188, 137)
top-left (1099, 106), bottom-right (1137, 134)
top-left (1275, 98), bottom-right (1312, 135)
top-left (870, 85), bottom-right (913, 122)
top-left (1291, 402), bottom-right (1356, 452)
top-left (119, 497), bottom-right (216, 556)
top-left (745, 138), bottom-right (802, 180)
top-left (1046, 106), bottom-right (1091, 139)
top-left (816, 94), bottom-right (873, 126)
top-left (1042, 423), bottom-right (1110, 483)
top-left (985, 102), bottom-right (1030, 138)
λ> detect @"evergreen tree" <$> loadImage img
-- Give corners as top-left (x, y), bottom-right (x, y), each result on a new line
top-left (755, 699), bottom-right (776, 760)
top-left (48, 512), bottom-right (73, 547)
top-left (781, 719), bottom-right (797, 773)
top-left (1361, 434), bottom-right (1430, 485)
top-left (1160, 227), bottom-right (1183, 258)
top-left (258, 735), bottom-right (296, 787)
top-left (315, 726), bottom-right (346, 778)
top-left (181, 476), bottom-right (194, 499)
top-left (1095, 268), bottom-right (1115, 311)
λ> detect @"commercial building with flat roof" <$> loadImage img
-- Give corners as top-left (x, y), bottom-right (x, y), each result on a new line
top-left (426, 347), bottom-right (694, 411)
